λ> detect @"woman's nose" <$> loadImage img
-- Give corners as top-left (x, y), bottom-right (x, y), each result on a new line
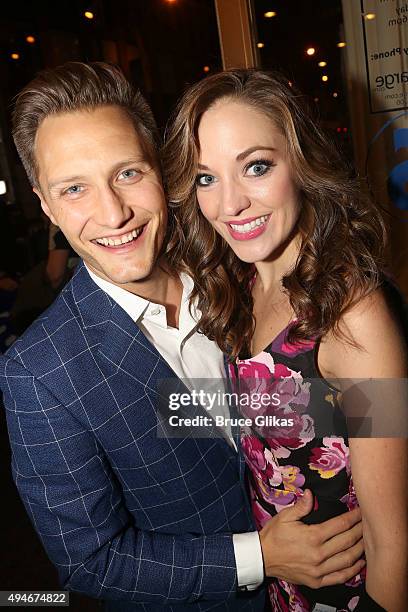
top-left (220, 182), bottom-right (251, 217)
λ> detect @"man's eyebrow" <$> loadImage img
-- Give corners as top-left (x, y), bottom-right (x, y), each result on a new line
top-left (197, 146), bottom-right (277, 171)
top-left (48, 175), bottom-right (85, 190)
top-left (48, 157), bottom-right (149, 190)
top-left (110, 157), bottom-right (150, 175)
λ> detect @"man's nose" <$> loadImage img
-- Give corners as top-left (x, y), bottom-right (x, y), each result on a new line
top-left (220, 181), bottom-right (251, 217)
top-left (95, 186), bottom-right (132, 228)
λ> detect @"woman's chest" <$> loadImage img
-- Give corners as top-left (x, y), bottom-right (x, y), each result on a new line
top-left (251, 299), bottom-right (293, 357)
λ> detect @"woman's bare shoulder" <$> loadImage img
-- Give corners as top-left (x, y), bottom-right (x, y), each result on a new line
top-left (318, 288), bottom-right (407, 379)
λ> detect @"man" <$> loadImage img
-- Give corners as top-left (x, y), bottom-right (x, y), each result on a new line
top-left (0, 63), bottom-right (364, 610)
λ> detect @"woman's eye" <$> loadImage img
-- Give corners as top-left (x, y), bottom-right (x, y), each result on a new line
top-left (118, 169), bottom-right (140, 180)
top-left (196, 174), bottom-right (216, 187)
top-left (246, 161), bottom-right (273, 177)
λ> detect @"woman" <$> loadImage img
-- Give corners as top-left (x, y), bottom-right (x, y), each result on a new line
top-left (163, 70), bottom-right (407, 611)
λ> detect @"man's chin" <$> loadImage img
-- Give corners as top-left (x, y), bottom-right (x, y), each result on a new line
top-left (97, 265), bottom-right (155, 287)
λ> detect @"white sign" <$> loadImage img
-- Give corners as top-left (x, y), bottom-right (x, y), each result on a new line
top-left (362, 0), bottom-right (408, 113)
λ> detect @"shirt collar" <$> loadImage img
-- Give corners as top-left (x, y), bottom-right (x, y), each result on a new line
top-left (84, 264), bottom-right (194, 324)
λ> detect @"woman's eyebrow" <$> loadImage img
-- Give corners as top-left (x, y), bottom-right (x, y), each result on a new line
top-left (197, 146), bottom-right (277, 172)
top-left (236, 146), bottom-right (276, 161)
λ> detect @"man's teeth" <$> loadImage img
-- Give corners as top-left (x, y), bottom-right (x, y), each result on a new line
top-left (95, 228), bottom-right (143, 246)
top-left (230, 215), bottom-right (269, 233)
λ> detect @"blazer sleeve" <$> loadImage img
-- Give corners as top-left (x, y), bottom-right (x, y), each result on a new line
top-left (1, 356), bottom-right (238, 604)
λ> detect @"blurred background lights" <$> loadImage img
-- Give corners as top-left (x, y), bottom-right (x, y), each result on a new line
top-left (318, 61), bottom-right (327, 67)
top-left (203, 65), bottom-right (210, 73)
top-left (257, 42), bottom-right (265, 48)
top-left (306, 47), bottom-right (316, 56)
top-left (84, 11), bottom-right (94, 19)
top-left (333, 92), bottom-right (338, 98)
top-left (337, 42), bottom-right (346, 48)
top-left (264, 11), bottom-right (277, 18)
top-left (0, 181), bottom-right (7, 196)
top-left (26, 35), bottom-right (36, 44)
top-left (322, 75), bottom-right (328, 82)
top-left (11, 53), bottom-right (19, 60)
top-left (364, 13), bottom-right (376, 20)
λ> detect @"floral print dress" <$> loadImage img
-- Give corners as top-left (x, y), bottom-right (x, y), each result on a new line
top-left (229, 323), bottom-right (365, 612)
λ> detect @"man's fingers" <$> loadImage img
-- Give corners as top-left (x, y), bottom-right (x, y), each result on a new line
top-left (316, 507), bottom-right (362, 541)
top-left (319, 558), bottom-right (366, 588)
top-left (321, 521), bottom-right (363, 559)
top-left (318, 538), bottom-right (364, 577)
top-left (279, 489), bottom-right (314, 522)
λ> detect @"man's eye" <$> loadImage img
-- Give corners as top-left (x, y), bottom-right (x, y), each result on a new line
top-left (196, 174), bottom-right (216, 187)
top-left (66, 185), bottom-right (83, 195)
top-left (246, 160), bottom-right (273, 177)
top-left (118, 169), bottom-right (140, 180)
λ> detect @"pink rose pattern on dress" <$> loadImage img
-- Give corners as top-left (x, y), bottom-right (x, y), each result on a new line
top-left (251, 497), bottom-right (274, 529)
top-left (269, 579), bottom-right (312, 612)
top-left (265, 465), bottom-right (306, 513)
top-left (241, 436), bottom-right (281, 484)
top-left (271, 364), bottom-right (311, 414)
top-left (270, 320), bottom-right (315, 357)
top-left (338, 595), bottom-right (360, 611)
top-left (234, 324), bottom-right (363, 610)
top-left (236, 351), bottom-right (315, 451)
top-left (341, 474), bottom-right (358, 510)
top-left (308, 437), bottom-right (351, 479)
top-left (245, 447), bottom-right (306, 513)
top-left (269, 580), bottom-right (291, 611)
top-left (236, 350), bottom-right (276, 380)
top-left (280, 337), bottom-right (316, 356)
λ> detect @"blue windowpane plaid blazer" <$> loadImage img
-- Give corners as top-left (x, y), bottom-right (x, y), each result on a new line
top-left (0, 263), bottom-right (265, 610)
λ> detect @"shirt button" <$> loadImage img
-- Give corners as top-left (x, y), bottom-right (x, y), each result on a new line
top-left (150, 306), bottom-right (161, 316)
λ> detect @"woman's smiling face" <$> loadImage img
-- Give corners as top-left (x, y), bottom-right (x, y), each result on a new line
top-left (196, 99), bottom-right (301, 263)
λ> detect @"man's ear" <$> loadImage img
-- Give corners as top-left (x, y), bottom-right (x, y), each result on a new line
top-left (33, 187), bottom-right (58, 226)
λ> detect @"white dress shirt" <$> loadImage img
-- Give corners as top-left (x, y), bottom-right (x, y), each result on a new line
top-left (85, 266), bottom-right (264, 590)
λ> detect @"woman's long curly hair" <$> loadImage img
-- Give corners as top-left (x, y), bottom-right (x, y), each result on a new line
top-left (163, 69), bottom-right (386, 361)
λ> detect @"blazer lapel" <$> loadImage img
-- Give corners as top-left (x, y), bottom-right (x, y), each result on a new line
top-left (102, 305), bottom-right (236, 449)
top-left (72, 263), bottom-right (233, 452)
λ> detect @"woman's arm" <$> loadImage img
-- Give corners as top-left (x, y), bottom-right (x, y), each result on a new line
top-left (319, 289), bottom-right (408, 611)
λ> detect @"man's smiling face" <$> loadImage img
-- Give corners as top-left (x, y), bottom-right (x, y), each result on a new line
top-left (34, 105), bottom-right (167, 287)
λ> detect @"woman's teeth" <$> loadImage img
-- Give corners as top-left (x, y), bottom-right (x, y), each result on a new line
top-left (230, 215), bottom-right (269, 233)
top-left (95, 227), bottom-right (143, 247)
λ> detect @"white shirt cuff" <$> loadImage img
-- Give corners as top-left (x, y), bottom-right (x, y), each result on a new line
top-left (233, 531), bottom-right (264, 590)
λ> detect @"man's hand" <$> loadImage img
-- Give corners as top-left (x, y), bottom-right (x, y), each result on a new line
top-left (259, 489), bottom-right (365, 588)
